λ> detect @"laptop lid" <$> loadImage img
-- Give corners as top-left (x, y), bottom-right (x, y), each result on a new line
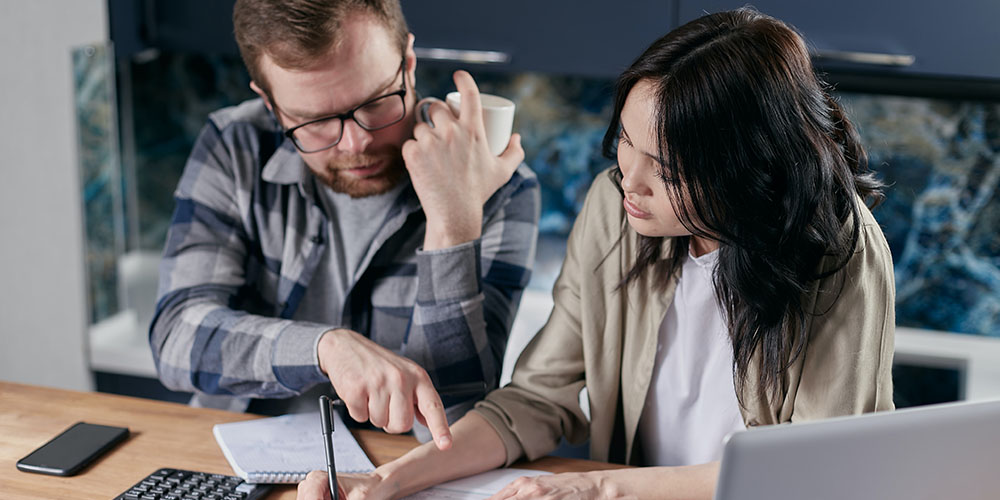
top-left (713, 399), bottom-right (1000, 500)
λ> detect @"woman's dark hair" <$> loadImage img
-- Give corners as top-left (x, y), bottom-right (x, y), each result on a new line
top-left (602, 8), bottom-right (884, 404)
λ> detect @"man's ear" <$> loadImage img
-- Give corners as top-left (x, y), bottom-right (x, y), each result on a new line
top-left (250, 80), bottom-right (272, 112)
top-left (405, 33), bottom-right (417, 89)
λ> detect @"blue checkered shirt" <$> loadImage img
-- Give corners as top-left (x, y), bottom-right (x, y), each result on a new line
top-left (150, 98), bottom-right (539, 411)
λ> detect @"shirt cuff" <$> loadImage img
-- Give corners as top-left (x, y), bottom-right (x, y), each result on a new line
top-left (471, 404), bottom-right (527, 467)
top-left (415, 239), bottom-right (482, 304)
top-left (271, 320), bottom-right (334, 392)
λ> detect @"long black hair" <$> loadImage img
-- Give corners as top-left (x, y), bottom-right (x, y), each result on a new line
top-left (602, 8), bottom-right (884, 404)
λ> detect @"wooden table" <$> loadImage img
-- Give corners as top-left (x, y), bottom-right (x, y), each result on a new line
top-left (0, 382), bottom-right (623, 499)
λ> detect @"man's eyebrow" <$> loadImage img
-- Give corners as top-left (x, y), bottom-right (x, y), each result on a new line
top-left (621, 125), bottom-right (664, 164)
top-left (284, 68), bottom-right (400, 121)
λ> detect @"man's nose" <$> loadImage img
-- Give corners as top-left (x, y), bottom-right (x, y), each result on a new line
top-left (336, 119), bottom-right (374, 154)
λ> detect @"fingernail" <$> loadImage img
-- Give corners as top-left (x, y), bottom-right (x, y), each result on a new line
top-left (437, 435), bottom-right (452, 448)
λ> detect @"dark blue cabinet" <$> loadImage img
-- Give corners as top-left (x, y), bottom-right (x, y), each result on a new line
top-left (108, 0), bottom-right (999, 84)
top-left (677, 1), bottom-right (1000, 82)
top-left (111, 0), bottom-right (678, 78)
top-left (401, 0), bottom-right (677, 77)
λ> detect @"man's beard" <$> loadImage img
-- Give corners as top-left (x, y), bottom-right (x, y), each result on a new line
top-left (310, 145), bottom-right (407, 198)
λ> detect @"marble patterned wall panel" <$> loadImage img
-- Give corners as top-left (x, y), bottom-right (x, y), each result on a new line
top-left (73, 44), bottom-right (122, 323)
top-left (841, 94), bottom-right (1000, 337)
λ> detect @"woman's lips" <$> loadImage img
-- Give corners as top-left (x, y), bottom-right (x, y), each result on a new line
top-left (623, 197), bottom-right (653, 219)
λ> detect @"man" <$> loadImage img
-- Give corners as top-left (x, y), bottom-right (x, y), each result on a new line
top-left (149, 0), bottom-right (539, 450)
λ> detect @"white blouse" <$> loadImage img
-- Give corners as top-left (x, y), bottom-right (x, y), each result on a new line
top-left (636, 249), bottom-right (746, 466)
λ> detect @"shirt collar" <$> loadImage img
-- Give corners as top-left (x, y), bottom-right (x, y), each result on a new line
top-left (261, 139), bottom-right (310, 185)
top-left (687, 247), bottom-right (720, 269)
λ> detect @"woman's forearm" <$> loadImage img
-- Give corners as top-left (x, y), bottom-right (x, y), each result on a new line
top-left (375, 411), bottom-right (507, 498)
top-left (370, 413), bottom-right (717, 500)
top-left (597, 461), bottom-right (719, 500)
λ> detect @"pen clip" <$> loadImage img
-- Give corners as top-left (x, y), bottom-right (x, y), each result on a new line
top-left (319, 395), bottom-right (335, 435)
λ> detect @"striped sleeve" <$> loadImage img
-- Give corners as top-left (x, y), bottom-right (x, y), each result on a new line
top-left (402, 166), bottom-right (540, 408)
top-left (149, 120), bottom-right (330, 398)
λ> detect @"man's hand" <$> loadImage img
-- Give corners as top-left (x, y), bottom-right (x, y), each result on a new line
top-left (403, 70), bottom-right (525, 250)
top-left (317, 329), bottom-right (452, 450)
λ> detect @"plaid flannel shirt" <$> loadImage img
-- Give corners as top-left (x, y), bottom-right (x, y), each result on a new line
top-left (150, 98), bottom-right (539, 410)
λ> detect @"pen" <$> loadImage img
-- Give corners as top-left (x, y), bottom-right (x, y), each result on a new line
top-left (318, 395), bottom-right (339, 500)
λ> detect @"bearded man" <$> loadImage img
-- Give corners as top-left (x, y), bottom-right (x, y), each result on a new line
top-left (150, 0), bottom-right (539, 449)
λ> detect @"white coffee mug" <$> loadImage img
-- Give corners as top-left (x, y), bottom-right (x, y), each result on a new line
top-left (445, 91), bottom-right (516, 156)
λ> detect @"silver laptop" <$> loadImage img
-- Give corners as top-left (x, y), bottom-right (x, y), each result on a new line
top-left (714, 399), bottom-right (1000, 500)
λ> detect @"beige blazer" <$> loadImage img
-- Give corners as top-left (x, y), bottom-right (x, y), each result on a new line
top-left (474, 168), bottom-right (895, 466)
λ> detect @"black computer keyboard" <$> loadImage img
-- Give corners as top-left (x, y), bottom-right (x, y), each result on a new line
top-left (112, 468), bottom-right (271, 500)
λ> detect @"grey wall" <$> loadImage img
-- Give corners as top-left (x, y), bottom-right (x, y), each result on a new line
top-left (0, 1), bottom-right (108, 390)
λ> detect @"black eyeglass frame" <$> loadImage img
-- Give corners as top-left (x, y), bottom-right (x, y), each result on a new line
top-left (278, 56), bottom-right (408, 154)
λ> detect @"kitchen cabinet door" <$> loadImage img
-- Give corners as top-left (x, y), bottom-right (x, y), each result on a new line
top-left (677, 0), bottom-right (1000, 81)
top-left (402, 0), bottom-right (678, 77)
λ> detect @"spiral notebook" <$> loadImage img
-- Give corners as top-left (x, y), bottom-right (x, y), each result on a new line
top-left (213, 411), bottom-right (375, 484)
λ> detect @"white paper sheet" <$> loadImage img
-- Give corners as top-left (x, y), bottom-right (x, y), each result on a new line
top-left (401, 468), bottom-right (552, 499)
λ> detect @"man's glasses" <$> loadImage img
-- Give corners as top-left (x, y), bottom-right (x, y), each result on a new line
top-left (281, 57), bottom-right (408, 154)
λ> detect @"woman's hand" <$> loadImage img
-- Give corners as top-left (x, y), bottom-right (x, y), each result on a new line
top-left (488, 471), bottom-right (636, 500)
top-left (296, 470), bottom-right (397, 500)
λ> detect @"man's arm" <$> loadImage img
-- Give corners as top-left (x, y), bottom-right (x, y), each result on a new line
top-left (150, 119), bottom-right (330, 398)
top-left (399, 71), bottom-right (540, 398)
top-left (405, 165), bottom-right (539, 394)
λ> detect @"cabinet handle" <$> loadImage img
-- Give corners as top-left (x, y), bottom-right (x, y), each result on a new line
top-left (414, 47), bottom-right (511, 65)
top-left (812, 49), bottom-right (915, 67)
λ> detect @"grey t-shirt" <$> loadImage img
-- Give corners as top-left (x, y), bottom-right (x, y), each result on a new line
top-left (293, 180), bottom-right (407, 327)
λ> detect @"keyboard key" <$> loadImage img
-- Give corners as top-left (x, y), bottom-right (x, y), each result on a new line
top-left (234, 484), bottom-right (255, 494)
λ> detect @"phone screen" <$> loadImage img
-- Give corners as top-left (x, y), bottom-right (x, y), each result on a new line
top-left (17, 422), bottom-right (129, 476)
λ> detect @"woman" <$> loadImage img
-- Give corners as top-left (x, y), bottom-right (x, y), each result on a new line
top-left (299, 7), bottom-right (895, 500)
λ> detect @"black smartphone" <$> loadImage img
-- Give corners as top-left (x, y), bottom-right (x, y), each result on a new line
top-left (16, 422), bottom-right (130, 476)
